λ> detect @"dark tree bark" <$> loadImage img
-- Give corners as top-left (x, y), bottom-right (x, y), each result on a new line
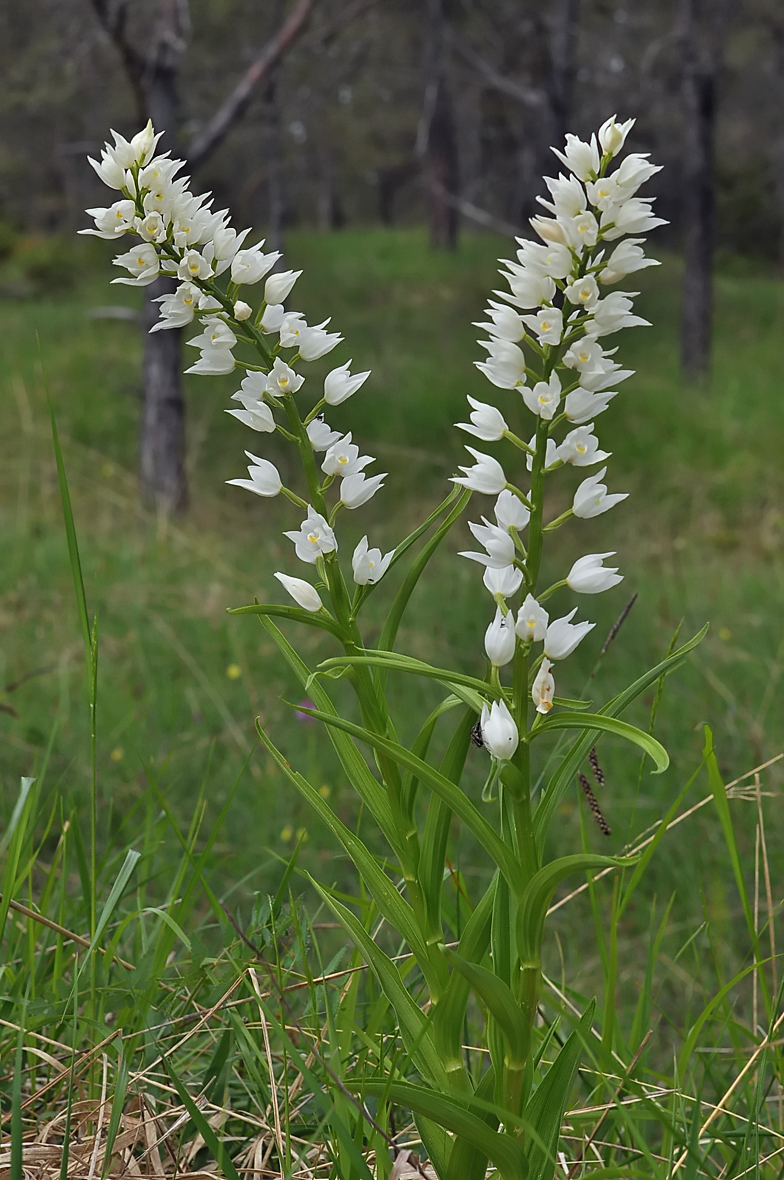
top-left (548, 0), bottom-right (579, 150)
top-left (422, 0), bottom-right (459, 250)
top-left (678, 0), bottom-right (729, 381)
top-left (88, 0), bottom-right (314, 514)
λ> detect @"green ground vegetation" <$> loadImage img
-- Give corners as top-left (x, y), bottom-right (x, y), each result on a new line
top-left (1, 229), bottom-right (783, 1176)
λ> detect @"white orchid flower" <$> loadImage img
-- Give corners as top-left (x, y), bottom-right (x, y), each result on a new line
top-left (352, 537), bottom-right (394, 585)
top-left (515, 594), bottom-right (549, 643)
top-left (284, 508), bottom-right (337, 563)
top-left (226, 452), bottom-right (282, 498)
top-left (543, 609), bottom-right (595, 660)
top-left (456, 396), bottom-right (508, 442)
top-left (485, 607), bottom-right (516, 667)
top-left (567, 553), bottom-right (623, 594)
top-left (324, 361), bottom-right (371, 406)
top-left (452, 448), bottom-right (507, 495)
top-left (573, 467), bottom-right (628, 519)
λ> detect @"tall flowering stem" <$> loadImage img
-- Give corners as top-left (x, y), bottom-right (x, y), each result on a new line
top-left (83, 116), bottom-right (705, 1179)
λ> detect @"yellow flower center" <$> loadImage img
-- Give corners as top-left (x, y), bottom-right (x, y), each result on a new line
top-left (308, 532), bottom-right (319, 544)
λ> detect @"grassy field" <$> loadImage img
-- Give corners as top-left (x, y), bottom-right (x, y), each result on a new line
top-left (1, 228), bottom-right (784, 1173)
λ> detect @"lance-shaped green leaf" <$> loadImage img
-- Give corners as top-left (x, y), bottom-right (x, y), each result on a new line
top-left (528, 712), bottom-right (668, 773)
top-left (533, 624), bottom-right (707, 852)
top-left (359, 1080), bottom-right (528, 1180)
top-left (517, 854), bottom-right (637, 964)
top-left (378, 488), bottom-right (471, 661)
top-left (310, 879), bottom-right (450, 1090)
top-left (444, 949), bottom-right (528, 1067)
top-left (316, 650), bottom-right (495, 707)
top-left (228, 599), bottom-right (346, 639)
top-left (524, 1001), bottom-right (596, 1180)
top-left (256, 719), bottom-right (439, 990)
top-left (432, 881), bottom-right (495, 1082)
top-left (256, 617), bottom-right (399, 852)
top-left (420, 710), bottom-right (474, 943)
top-left (296, 705), bottom-right (525, 896)
top-left (402, 694), bottom-right (463, 820)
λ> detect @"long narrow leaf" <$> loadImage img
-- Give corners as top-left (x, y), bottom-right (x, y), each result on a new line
top-left (360, 1080), bottom-right (528, 1180)
top-left (297, 705), bottom-right (525, 896)
top-left (255, 719), bottom-right (438, 987)
top-left (228, 599), bottom-right (345, 638)
top-left (518, 854), bottom-right (636, 963)
top-left (378, 488), bottom-right (471, 658)
top-left (311, 880), bottom-right (451, 1090)
top-left (529, 713), bottom-right (668, 773)
top-left (524, 1001), bottom-right (596, 1180)
top-left (533, 625), bottom-right (707, 851)
top-left (78, 849), bottom-right (141, 973)
top-left (257, 617), bottom-right (400, 851)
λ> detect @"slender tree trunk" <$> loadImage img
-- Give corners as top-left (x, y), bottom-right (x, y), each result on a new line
top-left (140, 281), bottom-right (187, 513)
top-left (264, 73), bottom-right (286, 253)
top-left (679, 0), bottom-right (726, 380)
top-left (680, 62), bottom-right (716, 379)
top-left (548, 0), bottom-right (579, 150)
top-left (423, 0), bottom-right (459, 250)
top-left (139, 58), bottom-right (189, 512)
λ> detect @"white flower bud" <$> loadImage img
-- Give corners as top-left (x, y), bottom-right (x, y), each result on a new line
top-left (274, 572), bottom-right (323, 612)
top-left (480, 700), bottom-right (519, 761)
top-left (339, 472), bottom-right (386, 509)
top-left (233, 300), bottom-right (252, 321)
top-left (484, 607), bottom-right (516, 667)
top-left (324, 360), bottom-right (371, 405)
top-left (573, 467), bottom-right (628, 519)
top-left (598, 115), bottom-right (635, 158)
top-left (264, 269), bottom-right (302, 304)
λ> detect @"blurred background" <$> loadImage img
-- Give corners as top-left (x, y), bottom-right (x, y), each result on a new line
top-left (0, 0), bottom-right (783, 987)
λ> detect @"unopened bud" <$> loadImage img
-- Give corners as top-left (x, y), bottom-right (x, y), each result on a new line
top-left (233, 300), bottom-right (252, 321)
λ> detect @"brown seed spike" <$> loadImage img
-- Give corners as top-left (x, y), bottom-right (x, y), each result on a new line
top-left (588, 746), bottom-right (606, 787)
top-left (579, 773), bottom-right (612, 836)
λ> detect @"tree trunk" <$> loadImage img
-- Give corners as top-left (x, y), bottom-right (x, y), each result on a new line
top-left (423, 0), bottom-right (459, 250)
top-left (680, 64), bottom-right (716, 379)
top-left (679, 0), bottom-right (725, 381)
top-left (140, 279), bottom-right (187, 513)
top-left (139, 60), bottom-right (189, 512)
top-left (548, 0), bottom-right (579, 150)
top-left (264, 73), bottom-right (286, 253)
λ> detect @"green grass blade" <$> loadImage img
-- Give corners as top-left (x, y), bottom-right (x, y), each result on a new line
top-left (255, 718), bottom-right (436, 982)
top-left (159, 1050), bottom-right (243, 1180)
top-left (79, 848), bottom-right (140, 970)
top-left (100, 1042), bottom-right (129, 1180)
top-left (310, 878), bottom-right (451, 1089)
top-left (11, 1025), bottom-right (24, 1180)
top-left (42, 358), bottom-right (91, 661)
top-left (524, 1001), bottom-right (596, 1180)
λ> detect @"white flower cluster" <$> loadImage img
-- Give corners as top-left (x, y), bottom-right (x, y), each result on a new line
top-left (83, 121), bottom-right (391, 612)
top-left (453, 115), bottom-right (664, 762)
